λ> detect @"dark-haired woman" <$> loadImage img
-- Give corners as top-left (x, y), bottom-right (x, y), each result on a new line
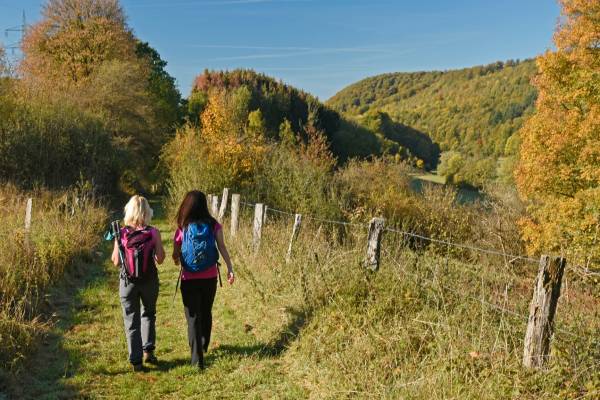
top-left (172, 190), bottom-right (234, 370)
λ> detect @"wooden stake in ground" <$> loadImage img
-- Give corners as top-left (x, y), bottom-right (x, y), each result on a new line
top-left (218, 188), bottom-right (229, 221)
top-left (253, 203), bottom-right (265, 252)
top-left (24, 197), bottom-right (33, 246)
top-left (211, 195), bottom-right (219, 217)
top-left (364, 218), bottom-right (385, 271)
top-left (230, 194), bottom-right (240, 237)
top-left (24, 198), bottom-right (32, 231)
top-left (286, 214), bottom-right (302, 263)
top-left (522, 255), bottom-right (566, 369)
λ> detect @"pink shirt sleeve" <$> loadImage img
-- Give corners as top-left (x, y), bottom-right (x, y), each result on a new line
top-left (174, 224), bottom-right (220, 245)
top-left (174, 228), bottom-right (183, 246)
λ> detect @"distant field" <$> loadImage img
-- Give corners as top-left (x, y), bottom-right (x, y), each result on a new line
top-left (411, 172), bottom-right (446, 185)
top-left (410, 172), bottom-right (482, 203)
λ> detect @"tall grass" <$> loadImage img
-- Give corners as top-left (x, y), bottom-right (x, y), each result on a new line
top-left (0, 185), bottom-right (107, 374)
top-left (218, 206), bottom-right (600, 399)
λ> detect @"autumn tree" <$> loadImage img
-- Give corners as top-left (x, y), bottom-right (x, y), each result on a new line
top-left (21, 0), bottom-right (135, 87)
top-left (199, 89), bottom-right (266, 189)
top-left (19, 0), bottom-right (182, 190)
top-left (516, 0), bottom-right (600, 261)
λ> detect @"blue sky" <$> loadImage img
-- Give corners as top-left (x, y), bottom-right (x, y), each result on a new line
top-left (0, 0), bottom-right (559, 100)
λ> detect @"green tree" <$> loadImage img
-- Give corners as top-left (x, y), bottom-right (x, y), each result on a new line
top-left (279, 118), bottom-right (297, 147)
top-left (327, 59), bottom-right (538, 186)
top-left (247, 109), bottom-right (267, 138)
top-left (437, 151), bottom-right (465, 184)
top-left (19, 0), bottom-right (182, 189)
top-left (187, 90), bottom-right (208, 125)
top-left (136, 41), bottom-right (184, 131)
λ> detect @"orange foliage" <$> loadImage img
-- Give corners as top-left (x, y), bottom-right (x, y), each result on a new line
top-left (20, 0), bottom-right (137, 88)
top-left (199, 90), bottom-right (266, 186)
top-left (516, 0), bottom-right (600, 260)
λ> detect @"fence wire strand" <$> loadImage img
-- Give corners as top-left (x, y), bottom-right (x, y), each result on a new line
top-left (384, 227), bottom-right (539, 264)
top-left (238, 196), bottom-right (539, 262)
top-left (385, 249), bottom-right (600, 347)
top-left (233, 192), bottom-right (599, 350)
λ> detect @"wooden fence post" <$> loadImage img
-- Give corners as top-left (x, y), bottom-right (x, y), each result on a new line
top-left (286, 214), bottom-right (302, 263)
top-left (230, 194), bottom-right (240, 237)
top-left (24, 198), bottom-right (32, 231)
top-left (263, 205), bottom-right (268, 225)
top-left (206, 194), bottom-right (213, 210)
top-left (218, 188), bottom-right (229, 221)
top-left (364, 217), bottom-right (385, 271)
top-left (253, 203), bottom-right (265, 251)
top-left (24, 197), bottom-right (33, 246)
top-left (211, 195), bottom-right (219, 217)
top-left (523, 255), bottom-right (567, 369)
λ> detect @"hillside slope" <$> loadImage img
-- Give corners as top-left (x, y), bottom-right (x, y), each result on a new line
top-left (328, 60), bottom-right (537, 184)
top-left (189, 69), bottom-right (440, 168)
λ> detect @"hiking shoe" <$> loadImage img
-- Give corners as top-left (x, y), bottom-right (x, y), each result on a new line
top-left (143, 351), bottom-right (158, 364)
top-left (132, 363), bottom-right (144, 372)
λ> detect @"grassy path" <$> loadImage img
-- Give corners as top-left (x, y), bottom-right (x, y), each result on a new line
top-left (8, 202), bottom-right (305, 399)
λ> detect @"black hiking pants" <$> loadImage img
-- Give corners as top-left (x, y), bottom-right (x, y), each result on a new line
top-left (180, 277), bottom-right (218, 368)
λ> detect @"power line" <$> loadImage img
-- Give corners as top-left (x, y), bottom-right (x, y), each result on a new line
top-left (3, 10), bottom-right (27, 56)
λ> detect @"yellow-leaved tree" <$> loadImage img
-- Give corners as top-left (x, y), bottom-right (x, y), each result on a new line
top-left (163, 87), bottom-right (266, 212)
top-left (199, 89), bottom-right (266, 187)
top-left (18, 0), bottom-right (183, 192)
top-left (516, 0), bottom-right (600, 263)
top-left (21, 0), bottom-right (136, 88)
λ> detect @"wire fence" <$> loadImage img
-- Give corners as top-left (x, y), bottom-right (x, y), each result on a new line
top-left (240, 198), bottom-right (538, 264)
top-left (231, 192), bottom-right (600, 350)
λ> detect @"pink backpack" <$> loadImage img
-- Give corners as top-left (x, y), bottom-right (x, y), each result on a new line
top-left (121, 226), bottom-right (156, 280)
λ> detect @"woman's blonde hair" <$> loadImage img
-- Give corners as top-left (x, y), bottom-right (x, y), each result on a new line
top-left (123, 195), bottom-right (153, 227)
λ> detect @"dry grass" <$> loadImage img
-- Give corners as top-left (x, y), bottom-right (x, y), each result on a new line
top-left (4, 199), bottom-right (598, 399)
top-left (225, 205), bottom-right (600, 399)
top-left (0, 185), bottom-right (107, 375)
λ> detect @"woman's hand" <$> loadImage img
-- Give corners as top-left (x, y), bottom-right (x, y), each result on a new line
top-left (111, 240), bottom-right (120, 266)
top-left (216, 229), bottom-right (234, 285)
top-left (172, 242), bottom-right (181, 265)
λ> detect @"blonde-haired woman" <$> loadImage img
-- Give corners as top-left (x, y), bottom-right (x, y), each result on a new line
top-left (111, 195), bottom-right (165, 372)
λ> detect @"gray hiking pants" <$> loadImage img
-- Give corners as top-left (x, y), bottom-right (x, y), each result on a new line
top-left (119, 276), bottom-right (159, 365)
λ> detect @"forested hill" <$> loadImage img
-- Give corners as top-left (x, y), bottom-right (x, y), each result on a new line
top-left (188, 69), bottom-right (441, 168)
top-left (327, 60), bottom-right (537, 185)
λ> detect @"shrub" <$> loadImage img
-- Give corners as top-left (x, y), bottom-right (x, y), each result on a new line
top-left (335, 157), bottom-right (415, 223)
top-left (0, 96), bottom-right (122, 192)
top-left (253, 129), bottom-right (340, 220)
top-left (0, 185), bottom-right (107, 372)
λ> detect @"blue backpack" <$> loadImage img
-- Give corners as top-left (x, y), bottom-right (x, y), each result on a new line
top-left (181, 222), bottom-right (219, 272)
